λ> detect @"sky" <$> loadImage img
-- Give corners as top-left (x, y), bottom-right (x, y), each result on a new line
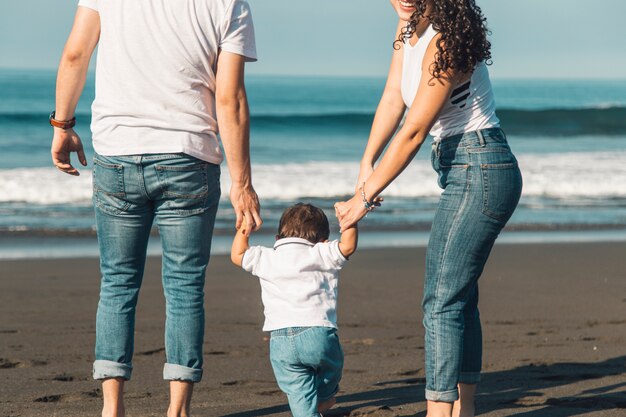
top-left (0, 0), bottom-right (625, 79)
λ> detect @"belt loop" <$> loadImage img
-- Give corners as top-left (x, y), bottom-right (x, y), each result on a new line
top-left (435, 140), bottom-right (441, 158)
top-left (476, 129), bottom-right (486, 147)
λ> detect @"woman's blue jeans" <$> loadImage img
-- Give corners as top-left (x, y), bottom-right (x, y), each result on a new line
top-left (91, 153), bottom-right (220, 383)
top-left (424, 128), bottom-right (522, 402)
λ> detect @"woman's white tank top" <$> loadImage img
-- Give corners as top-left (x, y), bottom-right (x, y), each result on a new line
top-left (401, 24), bottom-right (500, 141)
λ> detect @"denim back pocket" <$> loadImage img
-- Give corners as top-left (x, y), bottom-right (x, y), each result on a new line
top-left (93, 158), bottom-right (130, 215)
top-left (433, 145), bottom-right (469, 190)
top-left (155, 161), bottom-right (220, 216)
top-left (476, 150), bottom-right (523, 223)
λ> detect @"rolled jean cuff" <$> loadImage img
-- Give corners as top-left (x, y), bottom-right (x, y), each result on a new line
top-left (425, 387), bottom-right (459, 402)
top-left (459, 371), bottom-right (481, 384)
top-left (93, 359), bottom-right (132, 380)
top-left (163, 363), bottom-right (203, 382)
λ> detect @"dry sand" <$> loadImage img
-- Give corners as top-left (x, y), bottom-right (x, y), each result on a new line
top-left (1, 242), bottom-right (625, 417)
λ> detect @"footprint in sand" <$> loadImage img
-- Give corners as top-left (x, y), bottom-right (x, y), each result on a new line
top-left (254, 389), bottom-right (282, 396)
top-left (501, 393), bottom-right (544, 407)
top-left (34, 391), bottom-right (99, 403)
top-left (373, 377), bottom-right (425, 386)
top-left (395, 369), bottom-right (422, 377)
top-left (52, 374), bottom-right (75, 382)
top-left (0, 358), bottom-right (47, 369)
top-left (36, 374), bottom-right (75, 382)
top-left (547, 396), bottom-right (626, 409)
top-left (346, 339), bottom-right (376, 346)
top-left (346, 405), bottom-right (397, 416)
top-left (344, 369), bottom-right (367, 374)
top-left (137, 347), bottom-right (165, 356)
top-left (222, 379), bottom-right (274, 387)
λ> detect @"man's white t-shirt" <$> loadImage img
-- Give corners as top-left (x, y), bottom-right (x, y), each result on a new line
top-left (77, 0), bottom-right (257, 164)
top-left (242, 238), bottom-right (348, 332)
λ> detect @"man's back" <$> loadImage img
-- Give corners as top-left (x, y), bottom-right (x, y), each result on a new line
top-left (79, 0), bottom-right (257, 163)
top-left (52, 1), bottom-right (262, 413)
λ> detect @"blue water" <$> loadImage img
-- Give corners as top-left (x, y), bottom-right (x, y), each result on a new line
top-left (1, 68), bottom-right (626, 258)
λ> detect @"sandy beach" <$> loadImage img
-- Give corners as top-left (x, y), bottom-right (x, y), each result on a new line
top-left (1, 241), bottom-right (625, 417)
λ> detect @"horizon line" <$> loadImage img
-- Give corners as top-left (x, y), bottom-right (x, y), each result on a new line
top-left (1, 66), bottom-right (625, 82)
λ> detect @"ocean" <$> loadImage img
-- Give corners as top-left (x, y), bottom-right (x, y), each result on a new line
top-left (1, 68), bottom-right (626, 258)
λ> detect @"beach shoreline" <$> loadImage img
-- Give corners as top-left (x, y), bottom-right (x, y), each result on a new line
top-left (2, 228), bottom-right (626, 261)
top-left (1, 241), bottom-right (625, 416)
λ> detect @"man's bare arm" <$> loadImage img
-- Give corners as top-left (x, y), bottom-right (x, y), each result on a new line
top-left (51, 6), bottom-right (100, 176)
top-left (215, 51), bottom-right (262, 235)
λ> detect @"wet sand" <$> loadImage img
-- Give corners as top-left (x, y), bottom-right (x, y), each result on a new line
top-left (1, 242), bottom-right (625, 416)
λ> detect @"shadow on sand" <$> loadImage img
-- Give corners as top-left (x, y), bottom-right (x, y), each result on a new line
top-left (220, 355), bottom-right (626, 416)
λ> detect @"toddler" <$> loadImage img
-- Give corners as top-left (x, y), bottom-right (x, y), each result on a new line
top-left (231, 203), bottom-right (358, 417)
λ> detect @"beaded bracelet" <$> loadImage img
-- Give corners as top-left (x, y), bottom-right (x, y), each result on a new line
top-left (359, 182), bottom-right (376, 215)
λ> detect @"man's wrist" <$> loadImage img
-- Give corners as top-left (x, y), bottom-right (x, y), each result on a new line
top-left (230, 180), bottom-right (253, 190)
top-left (49, 111), bottom-right (76, 129)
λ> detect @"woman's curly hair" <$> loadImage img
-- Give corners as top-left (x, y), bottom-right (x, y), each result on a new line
top-left (394, 0), bottom-right (492, 79)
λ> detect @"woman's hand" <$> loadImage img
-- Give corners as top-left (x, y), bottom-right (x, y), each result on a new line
top-left (335, 194), bottom-right (368, 233)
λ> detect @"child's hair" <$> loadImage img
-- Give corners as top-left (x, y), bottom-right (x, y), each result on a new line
top-left (277, 203), bottom-right (330, 244)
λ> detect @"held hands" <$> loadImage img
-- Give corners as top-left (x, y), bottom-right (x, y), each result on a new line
top-left (335, 164), bottom-right (383, 232)
top-left (335, 165), bottom-right (384, 235)
top-left (51, 128), bottom-right (87, 176)
top-left (230, 184), bottom-right (262, 236)
top-left (335, 195), bottom-right (383, 232)
top-left (334, 195), bottom-right (367, 233)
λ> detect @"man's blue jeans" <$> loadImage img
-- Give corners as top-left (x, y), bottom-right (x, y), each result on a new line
top-left (424, 128), bottom-right (522, 402)
top-left (91, 153), bottom-right (220, 383)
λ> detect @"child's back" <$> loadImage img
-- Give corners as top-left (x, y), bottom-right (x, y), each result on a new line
top-left (242, 237), bottom-right (346, 331)
top-left (231, 203), bottom-right (358, 417)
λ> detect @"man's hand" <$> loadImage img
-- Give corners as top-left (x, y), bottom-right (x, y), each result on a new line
top-left (230, 184), bottom-right (262, 236)
top-left (51, 128), bottom-right (88, 176)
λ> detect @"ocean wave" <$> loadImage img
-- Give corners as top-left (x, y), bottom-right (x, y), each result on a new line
top-left (249, 107), bottom-right (626, 136)
top-left (497, 107), bottom-right (626, 136)
top-left (3, 106), bottom-right (626, 136)
top-left (1, 151), bottom-right (626, 204)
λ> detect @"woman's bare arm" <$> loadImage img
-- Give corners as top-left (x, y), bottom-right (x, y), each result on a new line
top-left (336, 34), bottom-right (460, 231)
top-left (356, 21), bottom-right (408, 188)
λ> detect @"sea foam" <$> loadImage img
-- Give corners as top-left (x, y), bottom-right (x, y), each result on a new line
top-left (1, 151), bottom-right (625, 205)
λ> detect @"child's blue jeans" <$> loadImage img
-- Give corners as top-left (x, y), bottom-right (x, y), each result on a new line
top-left (269, 327), bottom-right (343, 417)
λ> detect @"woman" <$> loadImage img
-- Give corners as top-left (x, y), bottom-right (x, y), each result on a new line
top-left (335, 1), bottom-right (522, 416)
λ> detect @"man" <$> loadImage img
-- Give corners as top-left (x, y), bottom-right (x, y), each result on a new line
top-left (50, 1), bottom-right (261, 416)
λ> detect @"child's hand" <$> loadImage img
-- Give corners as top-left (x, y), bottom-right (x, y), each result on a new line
top-left (232, 215), bottom-right (252, 267)
top-left (237, 214), bottom-right (256, 237)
